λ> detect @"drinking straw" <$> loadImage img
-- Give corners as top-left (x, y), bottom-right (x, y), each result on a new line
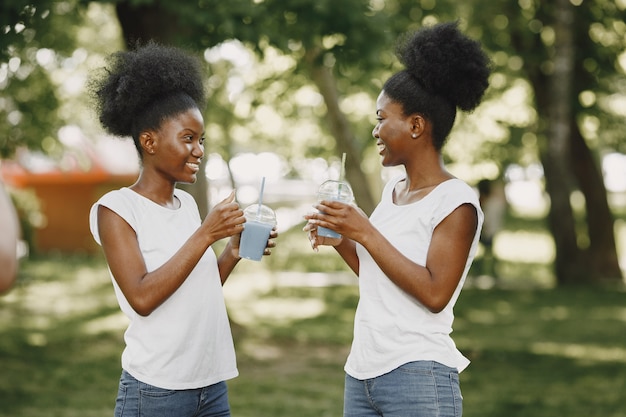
top-left (340, 152), bottom-right (347, 182)
top-left (338, 153), bottom-right (346, 198)
top-left (257, 176), bottom-right (266, 217)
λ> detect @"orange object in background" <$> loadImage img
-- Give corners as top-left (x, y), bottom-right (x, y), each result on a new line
top-left (1, 141), bottom-right (138, 255)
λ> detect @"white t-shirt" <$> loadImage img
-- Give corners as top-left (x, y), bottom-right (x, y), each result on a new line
top-left (345, 176), bottom-right (483, 379)
top-left (89, 187), bottom-right (238, 390)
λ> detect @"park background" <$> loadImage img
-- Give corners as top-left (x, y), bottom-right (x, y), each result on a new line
top-left (1, 0), bottom-right (626, 415)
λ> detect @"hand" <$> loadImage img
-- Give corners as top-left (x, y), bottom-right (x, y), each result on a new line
top-left (263, 227), bottom-right (278, 257)
top-left (201, 191), bottom-right (245, 243)
top-left (303, 199), bottom-right (366, 251)
top-left (228, 224), bottom-right (278, 260)
top-left (302, 219), bottom-right (342, 252)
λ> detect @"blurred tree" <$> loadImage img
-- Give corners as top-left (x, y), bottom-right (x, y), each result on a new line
top-left (0, 1), bottom-right (83, 158)
top-left (1, 1), bottom-right (55, 62)
top-left (108, 0), bottom-right (395, 214)
top-left (471, 0), bottom-right (625, 284)
top-left (2, 0), bottom-right (624, 285)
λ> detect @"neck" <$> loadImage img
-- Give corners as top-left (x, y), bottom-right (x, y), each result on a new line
top-left (403, 153), bottom-right (449, 191)
top-left (130, 172), bottom-right (178, 208)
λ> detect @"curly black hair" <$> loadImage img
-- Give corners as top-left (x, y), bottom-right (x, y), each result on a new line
top-left (383, 21), bottom-right (491, 150)
top-left (89, 41), bottom-right (206, 155)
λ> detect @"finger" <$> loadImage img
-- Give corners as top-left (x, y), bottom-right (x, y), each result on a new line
top-left (317, 200), bottom-right (345, 210)
top-left (222, 205), bottom-right (245, 223)
top-left (303, 212), bottom-right (319, 221)
top-left (223, 218), bottom-right (244, 235)
top-left (219, 190), bottom-right (237, 205)
top-left (231, 231), bottom-right (241, 242)
top-left (313, 203), bottom-right (329, 213)
top-left (308, 227), bottom-right (319, 249)
top-left (314, 205), bottom-right (340, 220)
top-left (310, 237), bottom-right (319, 252)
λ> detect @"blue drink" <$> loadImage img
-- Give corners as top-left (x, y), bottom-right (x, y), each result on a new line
top-left (317, 212), bottom-right (342, 239)
top-left (316, 180), bottom-right (353, 239)
top-left (239, 204), bottom-right (276, 261)
top-left (317, 225), bottom-right (341, 239)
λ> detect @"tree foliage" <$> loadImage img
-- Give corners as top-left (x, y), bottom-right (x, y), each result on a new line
top-left (1, 0), bottom-right (625, 284)
top-left (0, 0), bottom-right (87, 158)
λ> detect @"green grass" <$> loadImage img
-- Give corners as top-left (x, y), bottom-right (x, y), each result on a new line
top-left (456, 289), bottom-right (626, 417)
top-left (1, 246), bottom-right (625, 416)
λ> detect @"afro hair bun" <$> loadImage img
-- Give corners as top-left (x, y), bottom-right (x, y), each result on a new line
top-left (397, 21), bottom-right (491, 112)
top-left (90, 41), bottom-right (206, 138)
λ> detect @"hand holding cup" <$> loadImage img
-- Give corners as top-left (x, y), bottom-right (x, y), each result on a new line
top-left (239, 204), bottom-right (277, 261)
top-left (316, 179), bottom-right (354, 239)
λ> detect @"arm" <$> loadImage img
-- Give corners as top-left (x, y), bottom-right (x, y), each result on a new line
top-left (0, 183), bottom-right (19, 294)
top-left (309, 200), bottom-right (478, 313)
top-left (98, 191), bottom-right (244, 316)
top-left (334, 238), bottom-right (359, 275)
top-left (303, 203), bottom-right (363, 275)
top-left (217, 238), bottom-right (241, 285)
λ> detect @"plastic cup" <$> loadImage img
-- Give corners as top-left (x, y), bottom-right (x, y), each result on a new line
top-left (316, 180), bottom-right (354, 239)
top-left (239, 204), bottom-right (276, 261)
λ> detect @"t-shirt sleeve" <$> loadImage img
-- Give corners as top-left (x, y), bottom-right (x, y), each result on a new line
top-left (432, 180), bottom-right (482, 228)
top-left (89, 190), bottom-right (138, 246)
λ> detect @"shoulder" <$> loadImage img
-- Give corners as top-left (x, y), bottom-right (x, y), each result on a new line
top-left (93, 187), bottom-right (129, 208)
top-left (94, 188), bottom-right (142, 213)
top-left (386, 174), bottom-right (406, 186)
top-left (173, 188), bottom-right (201, 222)
top-left (174, 188), bottom-right (198, 208)
top-left (89, 188), bottom-right (137, 243)
top-left (90, 187), bottom-right (147, 225)
top-left (437, 179), bottom-right (479, 203)
top-left (431, 179), bottom-right (482, 224)
top-left (382, 174), bottom-right (406, 194)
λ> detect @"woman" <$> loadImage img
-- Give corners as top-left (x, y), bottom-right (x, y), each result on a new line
top-left (304, 21), bottom-right (490, 416)
top-left (0, 180), bottom-right (19, 294)
top-left (89, 42), bottom-right (276, 416)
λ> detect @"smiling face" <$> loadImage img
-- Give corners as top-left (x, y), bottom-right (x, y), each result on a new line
top-left (144, 107), bottom-right (205, 184)
top-left (372, 91), bottom-right (416, 167)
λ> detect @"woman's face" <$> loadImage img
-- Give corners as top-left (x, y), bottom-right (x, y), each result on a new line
top-left (372, 91), bottom-right (414, 167)
top-left (150, 107), bottom-right (205, 184)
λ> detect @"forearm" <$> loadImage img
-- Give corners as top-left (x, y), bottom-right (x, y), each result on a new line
top-left (111, 228), bottom-right (218, 316)
top-left (217, 240), bottom-right (241, 284)
top-left (334, 238), bottom-right (359, 275)
top-left (360, 226), bottom-right (469, 313)
top-left (357, 230), bottom-right (437, 308)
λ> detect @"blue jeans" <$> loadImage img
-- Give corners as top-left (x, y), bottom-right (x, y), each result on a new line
top-left (343, 361), bottom-right (463, 417)
top-left (114, 370), bottom-right (231, 417)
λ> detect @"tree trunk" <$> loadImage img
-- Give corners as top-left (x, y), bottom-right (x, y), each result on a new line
top-left (115, 1), bottom-right (188, 48)
top-left (305, 52), bottom-right (376, 215)
top-left (514, 0), bottom-right (622, 286)
top-left (543, 0), bottom-right (586, 284)
top-left (569, 120), bottom-right (622, 282)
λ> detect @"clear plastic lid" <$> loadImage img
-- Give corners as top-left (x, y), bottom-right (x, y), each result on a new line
top-left (243, 204), bottom-right (277, 225)
top-left (317, 180), bottom-right (354, 203)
